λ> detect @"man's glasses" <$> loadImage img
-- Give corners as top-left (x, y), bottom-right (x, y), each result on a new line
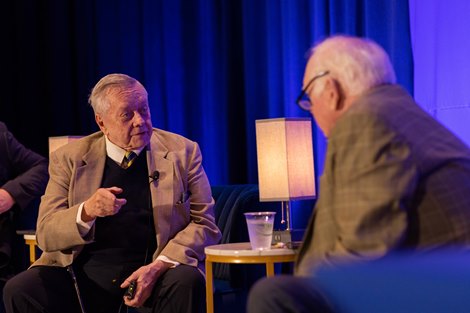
top-left (296, 71), bottom-right (330, 111)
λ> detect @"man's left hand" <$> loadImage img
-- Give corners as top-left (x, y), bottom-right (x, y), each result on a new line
top-left (121, 259), bottom-right (173, 307)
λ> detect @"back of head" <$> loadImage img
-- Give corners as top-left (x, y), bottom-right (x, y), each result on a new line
top-left (88, 73), bottom-right (146, 114)
top-left (310, 35), bottom-right (396, 97)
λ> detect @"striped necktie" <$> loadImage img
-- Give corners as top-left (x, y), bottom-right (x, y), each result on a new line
top-left (121, 151), bottom-right (137, 169)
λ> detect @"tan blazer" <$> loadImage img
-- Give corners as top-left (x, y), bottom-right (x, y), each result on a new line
top-left (296, 85), bottom-right (470, 276)
top-left (34, 128), bottom-right (221, 273)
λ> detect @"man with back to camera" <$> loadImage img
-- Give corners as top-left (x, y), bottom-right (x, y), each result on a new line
top-left (3, 73), bottom-right (221, 313)
top-left (0, 122), bottom-right (48, 313)
top-left (247, 35), bottom-right (470, 313)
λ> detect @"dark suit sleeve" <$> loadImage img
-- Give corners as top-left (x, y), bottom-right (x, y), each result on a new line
top-left (0, 123), bottom-right (49, 210)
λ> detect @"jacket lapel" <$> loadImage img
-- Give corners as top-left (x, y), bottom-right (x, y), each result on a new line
top-left (147, 133), bottom-right (174, 253)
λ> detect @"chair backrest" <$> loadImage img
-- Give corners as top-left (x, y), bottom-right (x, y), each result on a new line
top-left (48, 136), bottom-right (82, 155)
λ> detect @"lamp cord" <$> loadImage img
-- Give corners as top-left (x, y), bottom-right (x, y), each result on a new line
top-left (281, 201), bottom-right (286, 225)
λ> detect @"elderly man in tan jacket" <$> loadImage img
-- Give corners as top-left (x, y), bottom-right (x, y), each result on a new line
top-left (4, 73), bottom-right (221, 313)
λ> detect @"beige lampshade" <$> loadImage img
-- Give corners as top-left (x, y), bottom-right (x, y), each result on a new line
top-left (255, 118), bottom-right (316, 201)
top-left (48, 136), bottom-right (82, 154)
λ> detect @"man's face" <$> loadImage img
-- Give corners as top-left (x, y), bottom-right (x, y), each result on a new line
top-left (95, 84), bottom-right (153, 150)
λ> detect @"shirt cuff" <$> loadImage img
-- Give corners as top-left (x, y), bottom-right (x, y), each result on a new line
top-left (76, 202), bottom-right (95, 237)
top-left (157, 255), bottom-right (180, 268)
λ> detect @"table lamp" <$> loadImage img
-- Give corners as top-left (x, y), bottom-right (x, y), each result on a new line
top-left (255, 118), bottom-right (316, 245)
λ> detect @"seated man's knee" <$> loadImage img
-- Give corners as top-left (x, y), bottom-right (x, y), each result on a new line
top-left (159, 265), bottom-right (205, 298)
top-left (3, 274), bottom-right (23, 302)
top-left (152, 265), bottom-right (205, 313)
top-left (172, 265), bottom-right (204, 289)
top-left (2, 271), bottom-right (33, 311)
top-left (248, 276), bottom-right (334, 313)
top-left (247, 276), bottom-right (285, 313)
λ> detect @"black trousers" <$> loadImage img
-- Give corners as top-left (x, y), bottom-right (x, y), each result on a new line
top-left (247, 275), bottom-right (335, 313)
top-left (3, 264), bottom-right (205, 313)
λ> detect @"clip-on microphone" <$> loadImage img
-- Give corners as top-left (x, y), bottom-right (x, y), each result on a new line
top-left (149, 170), bottom-right (160, 183)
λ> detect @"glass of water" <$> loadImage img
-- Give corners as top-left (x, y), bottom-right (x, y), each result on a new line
top-left (244, 212), bottom-right (276, 250)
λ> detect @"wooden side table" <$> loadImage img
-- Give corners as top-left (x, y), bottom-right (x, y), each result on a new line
top-left (16, 230), bottom-right (38, 264)
top-left (205, 242), bottom-right (296, 313)
top-left (24, 233), bottom-right (38, 264)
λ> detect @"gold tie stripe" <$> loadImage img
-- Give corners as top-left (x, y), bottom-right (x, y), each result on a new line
top-left (121, 151), bottom-right (137, 169)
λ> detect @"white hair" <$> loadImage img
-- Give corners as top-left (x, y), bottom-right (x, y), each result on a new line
top-left (309, 35), bottom-right (396, 96)
top-left (88, 73), bottom-right (147, 114)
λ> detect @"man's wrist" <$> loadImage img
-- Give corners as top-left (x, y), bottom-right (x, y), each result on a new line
top-left (156, 255), bottom-right (180, 268)
top-left (81, 201), bottom-right (95, 222)
top-left (77, 202), bottom-right (95, 236)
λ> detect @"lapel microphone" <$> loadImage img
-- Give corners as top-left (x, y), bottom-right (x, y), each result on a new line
top-left (149, 170), bottom-right (160, 183)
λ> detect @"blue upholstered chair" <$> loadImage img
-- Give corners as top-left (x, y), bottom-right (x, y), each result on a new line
top-left (313, 250), bottom-right (470, 313)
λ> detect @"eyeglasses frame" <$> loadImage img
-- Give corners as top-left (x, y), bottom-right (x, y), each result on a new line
top-left (295, 70), bottom-right (330, 111)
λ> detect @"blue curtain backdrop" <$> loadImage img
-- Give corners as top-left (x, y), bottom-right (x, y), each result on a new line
top-left (1, 0), bottom-right (412, 228)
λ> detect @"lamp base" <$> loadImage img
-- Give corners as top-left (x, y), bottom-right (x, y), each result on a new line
top-left (272, 229), bottom-right (304, 248)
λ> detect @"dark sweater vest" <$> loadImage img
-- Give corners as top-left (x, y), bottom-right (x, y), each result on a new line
top-left (75, 152), bottom-right (157, 295)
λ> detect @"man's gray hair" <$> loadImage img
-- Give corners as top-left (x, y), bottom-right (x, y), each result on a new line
top-left (310, 35), bottom-right (396, 96)
top-left (88, 73), bottom-right (147, 114)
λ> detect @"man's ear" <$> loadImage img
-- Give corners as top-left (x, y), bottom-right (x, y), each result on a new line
top-left (323, 78), bottom-right (342, 111)
top-left (95, 114), bottom-right (106, 133)
top-left (328, 78), bottom-right (344, 111)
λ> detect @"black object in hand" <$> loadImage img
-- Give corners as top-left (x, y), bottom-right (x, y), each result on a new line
top-left (125, 280), bottom-right (137, 300)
